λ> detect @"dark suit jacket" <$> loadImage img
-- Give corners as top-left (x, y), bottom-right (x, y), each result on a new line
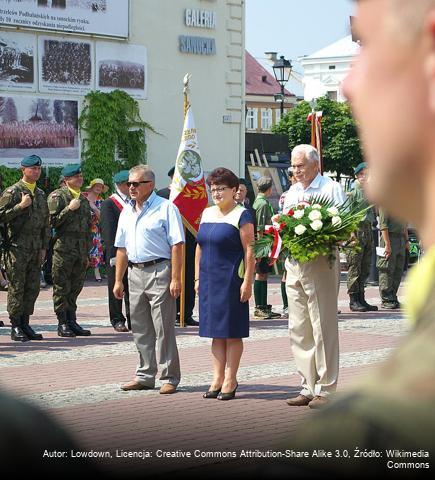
top-left (100, 196), bottom-right (123, 262)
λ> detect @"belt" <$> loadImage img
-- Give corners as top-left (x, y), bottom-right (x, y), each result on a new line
top-left (128, 258), bottom-right (168, 269)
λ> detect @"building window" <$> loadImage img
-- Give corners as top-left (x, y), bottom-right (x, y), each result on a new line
top-left (246, 108), bottom-right (258, 130)
top-left (328, 65), bottom-right (336, 70)
top-left (275, 108), bottom-right (281, 125)
top-left (261, 108), bottom-right (272, 131)
top-left (327, 91), bottom-right (338, 101)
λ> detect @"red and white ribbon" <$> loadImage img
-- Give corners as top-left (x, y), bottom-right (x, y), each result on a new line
top-left (265, 224), bottom-right (283, 264)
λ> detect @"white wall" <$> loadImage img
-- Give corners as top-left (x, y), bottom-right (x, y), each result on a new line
top-left (130, 0), bottom-right (245, 189)
top-left (301, 57), bottom-right (352, 103)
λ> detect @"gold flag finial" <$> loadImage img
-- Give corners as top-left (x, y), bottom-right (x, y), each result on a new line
top-left (183, 73), bottom-right (191, 117)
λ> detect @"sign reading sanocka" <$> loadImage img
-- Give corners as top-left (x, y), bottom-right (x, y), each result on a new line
top-left (185, 9), bottom-right (216, 29)
top-left (179, 35), bottom-right (216, 55)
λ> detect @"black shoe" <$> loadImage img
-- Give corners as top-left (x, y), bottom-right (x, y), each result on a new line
top-left (67, 311), bottom-right (91, 336)
top-left (203, 388), bottom-right (221, 399)
top-left (175, 316), bottom-right (198, 327)
top-left (11, 326), bottom-right (30, 342)
top-left (0, 320), bottom-right (4, 327)
top-left (114, 321), bottom-right (128, 332)
top-left (184, 317), bottom-right (199, 326)
top-left (57, 323), bottom-right (76, 337)
top-left (359, 292), bottom-right (378, 312)
top-left (217, 383), bottom-right (238, 401)
top-left (382, 301), bottom-right (399, 310)
top-left (21, 315), bottom-right (43, 340)
top-left (68, 322), bottom-right (91, 336)
top-left (21, 324), bottom-right (43, 340)
top-left (349, 293), bottom-right (368, 312)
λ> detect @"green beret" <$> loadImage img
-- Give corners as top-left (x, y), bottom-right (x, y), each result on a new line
top-left (21, 155), bottom-right (42, 167)
top-left (61, 164), bottom-right (82, 178)
top-left (113, 170), bottom-right (129, 184)
top-left (354, 162), bottom-right (367, 175)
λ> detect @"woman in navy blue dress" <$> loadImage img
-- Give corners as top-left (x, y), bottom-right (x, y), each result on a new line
top-left (195, 168), bottom-right (255, 400)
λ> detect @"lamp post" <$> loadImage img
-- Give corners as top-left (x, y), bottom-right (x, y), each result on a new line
top-left (272, 55), bottom-right (292, 116)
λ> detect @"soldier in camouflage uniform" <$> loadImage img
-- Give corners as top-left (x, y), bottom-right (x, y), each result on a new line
top-left (0, 155), bottom-right (50, 342)
top-left (48, 164), bottom-right (92, 337)
top-left (252, 176), bottom-right (281, 320)
top-left (346, 162), bottom-right (378, 312)
top-left (377, 208), bottom-right (408, 309)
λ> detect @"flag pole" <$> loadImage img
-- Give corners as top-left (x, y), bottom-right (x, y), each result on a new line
top-left (179, 75), bottom-right (191, 328)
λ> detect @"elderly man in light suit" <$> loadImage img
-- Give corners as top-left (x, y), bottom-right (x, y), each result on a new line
top-left (283, 144), bottom-right (346, 410)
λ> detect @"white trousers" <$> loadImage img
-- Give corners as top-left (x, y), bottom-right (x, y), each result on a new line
top-left (285, 255), bottom-right (340, 398)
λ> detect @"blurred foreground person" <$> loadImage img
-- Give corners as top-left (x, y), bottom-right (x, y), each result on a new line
top-left (0, 388), bottom-right (103, 475)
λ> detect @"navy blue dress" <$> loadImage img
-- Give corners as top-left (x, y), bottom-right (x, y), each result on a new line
top-left (197, 204), bottom-right (253, 338)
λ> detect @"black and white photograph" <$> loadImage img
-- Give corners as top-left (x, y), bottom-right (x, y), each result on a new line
top-left (0, 0), bottom-right (128, 37)
top-left (0, 95), bottom-right (79, 166)
top-left (96, 41), bottom-right (147, 99)
top-left (67, 0), bottom-right (106, 12)
top-left (38, 36), bottom-right (94, 95)
top-left (0, 31), bottom-right (36, 92)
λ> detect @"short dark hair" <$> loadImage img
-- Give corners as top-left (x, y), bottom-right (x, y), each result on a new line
top-left (206, 167), bottom-right (239, 189)
top-left (238, 177), bottom-right (248, 187)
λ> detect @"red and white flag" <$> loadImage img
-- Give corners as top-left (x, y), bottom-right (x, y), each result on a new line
top-left (169, 105), bottom-right (208, 234)
top-left (307, 110), bottom-right (323, 173)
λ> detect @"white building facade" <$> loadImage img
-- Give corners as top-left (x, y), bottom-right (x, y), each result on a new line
top-left (300, 35), bottom-right (359, 103)
top-left (0, 0), bottom-right (245, 188)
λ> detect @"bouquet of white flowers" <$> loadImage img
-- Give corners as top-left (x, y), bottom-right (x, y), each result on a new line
top-left (254, 195), bottom-right (367, 264)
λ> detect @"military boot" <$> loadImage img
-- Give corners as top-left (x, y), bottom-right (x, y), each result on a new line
top-left (57, 311), bottom-right (76, 337)
top-left (349, 293), bottom-right (368, 312)
top-left (266, 304), bottom-right (283, 319)
top-left (359, 291), bottom-right (378, 311)
top-left (10, 316), bottom-right (30, 342)
top-left (253, 306), bottom-right (271, 319)
top-left (21, 315), bottom-right (43, 340)
top-left (67, 310), bottom-right (91, 336)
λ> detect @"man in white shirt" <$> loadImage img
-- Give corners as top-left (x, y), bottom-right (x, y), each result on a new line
top-left (283, 144), bottom-right (346, 410)
top-left (114, 165), bottom-right (185, 394)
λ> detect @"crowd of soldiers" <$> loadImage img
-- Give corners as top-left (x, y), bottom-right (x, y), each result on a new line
top-left (0, 121), bottom-right (76, 149)
top-left (0, 46), bottom-right (23, 76)
top-left (98, 62), bottom-right (145, 90)
top-left (42, 40), bottom-right (92, 85)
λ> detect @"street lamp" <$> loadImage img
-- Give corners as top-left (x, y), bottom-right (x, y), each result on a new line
top-left (272, 55), bottom-right (292, 116)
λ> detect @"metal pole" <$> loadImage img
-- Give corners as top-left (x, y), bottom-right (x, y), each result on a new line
top-left (280, 84), bottom-right (284, 116)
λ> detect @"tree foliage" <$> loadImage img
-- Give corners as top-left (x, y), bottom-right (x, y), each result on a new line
top-left (79, 90), bottom-right (154, 188)
top-left (272, 96), bottom-right (363, 179)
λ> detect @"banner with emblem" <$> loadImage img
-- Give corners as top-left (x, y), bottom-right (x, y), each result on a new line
top-left (170, 102), bottom-right (208, 235)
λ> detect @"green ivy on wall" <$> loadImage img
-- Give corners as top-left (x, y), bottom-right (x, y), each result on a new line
top-left (79, 89), bottom-right (153, 188)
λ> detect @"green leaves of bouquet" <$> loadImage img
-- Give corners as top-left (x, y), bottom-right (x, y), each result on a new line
top-left (254, 194), bottom-right (368, 264)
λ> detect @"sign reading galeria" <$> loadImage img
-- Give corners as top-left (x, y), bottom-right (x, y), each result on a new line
top-left (0, 0), bottom-right (129, 38)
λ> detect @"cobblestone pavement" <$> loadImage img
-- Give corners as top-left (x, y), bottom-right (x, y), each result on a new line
top-left (0, 273), bottom-right (409, 477)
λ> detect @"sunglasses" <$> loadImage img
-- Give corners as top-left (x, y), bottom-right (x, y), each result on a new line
top-left (127, 181), bottom-right (152, 188)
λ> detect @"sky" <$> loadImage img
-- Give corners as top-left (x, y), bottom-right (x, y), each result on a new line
top-left (245, 0), bottom-right (355, 95)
